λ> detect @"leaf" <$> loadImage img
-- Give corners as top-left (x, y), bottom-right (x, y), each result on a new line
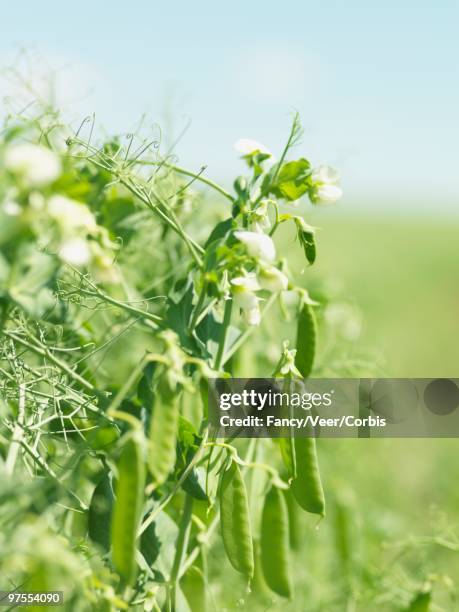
top-left (140, 520), bottom-right (161, 566)
top-left (204, 218), bottom-right (234, 248)
top-left (195, 310), bottom-right (240, 362)
top-left (182, 466), bottom-right (208, 501)
top-left (270, 159), bottom-right (311, 202)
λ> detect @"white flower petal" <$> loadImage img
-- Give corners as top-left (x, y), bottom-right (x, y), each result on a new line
top-left (5, 143), bottom-right (61, 187)
top-left (3, 201), bottom-right (22, 216)
top-left (312, 184), bottom-right (343, 205)
top-left (47, 195), bottom-right (97, 233)
top-left (234, 230), bottom-right (276, 262)
top-left (244, 305), bottom-right (261, 326)
top-left (310, 165), bottom-right (340, 185)
top-left (59, 238), bottom-right (91, 266)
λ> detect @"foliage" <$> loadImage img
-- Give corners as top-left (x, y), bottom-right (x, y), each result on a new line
top-left (0, 108), bottom-right (453, 611)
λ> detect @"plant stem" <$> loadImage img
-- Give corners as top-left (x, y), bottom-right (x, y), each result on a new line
top-left (135, 160), bottom-right (234, 203)
top-left (2, 330), bottom-right (95, 393)
top-left (5, 383), bottom-right (26, 475)
top-left (214, 299), bottom-right (233, 370)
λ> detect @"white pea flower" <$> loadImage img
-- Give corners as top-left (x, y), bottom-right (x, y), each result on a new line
top-left (5, 143), bottom-right (61, 188)
top-left (234, 230), bottom-right (276, 262)
top-left (258, 266), bottom-right (289, 292)
top-left (230, 275), bottom-right (260, 307)
top-left (47, 195), bottom-right (97, 234)
top-left (311, 165), bottom-right (340, 185)
top-left (251, 201), bottom-right (271, 233)
top-left (312, 184), bottom-right (343, 205)
top-left (59, 237), bottom-right (91, 266)
top-left (230, 275), bottom-right (262, 326)
top-left (2, 200), bottom-right (21, 216)
top-left (234, 138), bottom-right (272, 157)
top-left (310, 164), bottom-right (343, 205)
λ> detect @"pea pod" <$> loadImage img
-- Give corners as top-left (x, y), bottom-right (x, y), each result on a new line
top-left (148, 387), bottom-right (180, 485)
top-left (284, 488), bottom-right (301, 551)
top-left (219, 460), bottom-right (254, 578)
top-left (291, 436), bottom-right (325, 517)
top-left (111, 433), bottom-right (145, 585)
top-left (260, 486), bottom-right (293, 599)
top-left (88, 472), bottom-right (114, 553)
top-left (295, 302), bottom-right (317, 378)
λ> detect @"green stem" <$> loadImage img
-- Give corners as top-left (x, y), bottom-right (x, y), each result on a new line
top-left (135, 160), bottom-right (234, 203)
top-left (2, 330), bottom-right (95, 393)
top-left (214, 299), bottom-right (233, 370)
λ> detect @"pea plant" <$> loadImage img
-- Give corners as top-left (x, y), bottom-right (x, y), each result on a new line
top-left (0, 109), bottom-right (344, 611)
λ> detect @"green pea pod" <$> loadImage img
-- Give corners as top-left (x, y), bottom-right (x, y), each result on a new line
top-left (260, 486), bottom-right (293, 599)
top-left (111, 433), bottom-right (145, 585)
top-left (148, 390), bottom-right (180, 485)
top-left (219, 460), bottom-right (254, 578)
top-left (284, 488), bottom-right (301, 551)
top-left (295, 302), bottom-right (317, 378)
top-left (181, 565), bottom-right (207, 612)
top-left (88, 472), bottom-right (114, 553)
top-left (291, 436), bottom-right (325, 517)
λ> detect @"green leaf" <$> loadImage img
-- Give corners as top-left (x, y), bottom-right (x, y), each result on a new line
top-left (270, 158), bottom-right (311, 202)
top-left (140, 520), bottom-right (161, 566)
top-left (204, 218), bottom-right (234, 248)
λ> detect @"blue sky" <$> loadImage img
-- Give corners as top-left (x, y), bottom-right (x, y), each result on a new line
top-left (1, 1), bottom-right (459, 212)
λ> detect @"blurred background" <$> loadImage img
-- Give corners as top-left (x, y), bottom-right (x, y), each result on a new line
top-left (1, 1), bottom-right (458, 609)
